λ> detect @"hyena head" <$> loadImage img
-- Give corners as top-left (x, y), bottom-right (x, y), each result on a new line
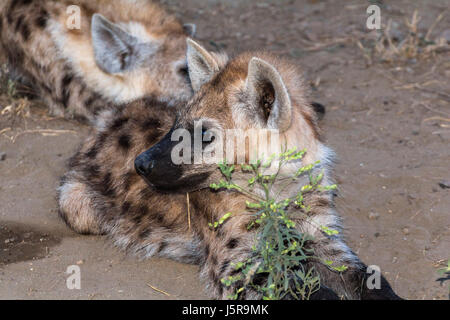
top-left (90, 13), bottom-right (194, 103)
top-left (135, 39), bottom-right (330, 193)
top-left (51, 2), bottom-right (197, 105)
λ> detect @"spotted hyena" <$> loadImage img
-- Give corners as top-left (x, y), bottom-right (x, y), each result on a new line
top-left (0, 0), bottom-right (196, 121)
top-left (58, 39), bottom-right (400, 300)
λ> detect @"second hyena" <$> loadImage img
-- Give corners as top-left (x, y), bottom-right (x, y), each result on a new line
top-left (0, 0), bottom-right (196, 121)
top-left (58, 39), bottom-right (400, 299)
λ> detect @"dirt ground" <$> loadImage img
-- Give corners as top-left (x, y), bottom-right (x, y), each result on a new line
top-left (0, 0), bottom-right (449, 300)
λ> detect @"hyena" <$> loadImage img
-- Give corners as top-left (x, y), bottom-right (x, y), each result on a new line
top-left (0, 0), bottom-right (196, 121)
top-left (58, 39), bottom-right (400, 300)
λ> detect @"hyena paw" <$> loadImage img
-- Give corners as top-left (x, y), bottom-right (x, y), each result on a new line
top-left (58, 179), bottom-right (104, 235)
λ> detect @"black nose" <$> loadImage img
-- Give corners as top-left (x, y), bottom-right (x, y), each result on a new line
top-left (135, 155), bottom-right (156, 177)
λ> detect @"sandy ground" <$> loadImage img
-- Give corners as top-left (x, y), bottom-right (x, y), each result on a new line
top-left (0, 0), bottom-right (449, 300)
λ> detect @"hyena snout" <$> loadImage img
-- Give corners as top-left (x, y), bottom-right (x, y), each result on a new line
top-left (135, 132), bottom-right (183, 188)
top-left (134, 152), bottom-right (156, 177)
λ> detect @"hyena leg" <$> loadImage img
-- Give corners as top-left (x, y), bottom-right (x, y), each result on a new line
top-left (199, 231), bottom-right (340, 300)
top-left (202, 228), bottom-right (399, 299)
top-left (300, 197), bottom-right (401, 299)
top-left (58, 173), bottom-right (105, 235)
top-left (198, 232), bottom-right (256, 300)
top-left (310, 237), bottom-right (401, 300)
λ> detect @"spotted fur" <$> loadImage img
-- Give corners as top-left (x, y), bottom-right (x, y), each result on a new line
top-left (0, 0), bottom-right (194, 121)
top-left (58, 40), bottom-right (400, 300)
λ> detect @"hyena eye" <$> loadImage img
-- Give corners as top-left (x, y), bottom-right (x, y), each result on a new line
top-left (202, 128), bottom-right (215, 145)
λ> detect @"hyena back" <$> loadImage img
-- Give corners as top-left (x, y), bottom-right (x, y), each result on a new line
top-left (59, 39), bottom-right (400, 299)
top-left (0, 0), bottom-right (195, 121)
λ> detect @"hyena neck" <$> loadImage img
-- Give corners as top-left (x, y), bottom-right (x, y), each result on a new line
top-left (191, 190), bottom-right (251, 230)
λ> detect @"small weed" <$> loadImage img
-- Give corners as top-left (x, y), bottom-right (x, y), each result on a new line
top-left (210, 149), bottom-right (345, 300)
top-left (437, 259), bottom-right (450, 298)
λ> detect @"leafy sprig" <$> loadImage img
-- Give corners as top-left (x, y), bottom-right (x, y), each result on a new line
top-left (209, 149), bottom-right (347, 300)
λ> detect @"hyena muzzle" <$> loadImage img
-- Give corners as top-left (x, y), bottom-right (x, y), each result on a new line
top-left (58, 39), bottom-right (401, 300)
top-left (0, 0), bottom-right (196, 121)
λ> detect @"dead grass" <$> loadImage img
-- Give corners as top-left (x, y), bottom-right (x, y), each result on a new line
top-left (0, 98), bottom-right (32, 119)
top-left (0, 128), bottom-right (78, 143)
top-left (0, 64), bottom-right (36, 120)
top-left (358, 10), bottom-right (449, 65)
top-left (146, 283), bottom-right (171, 297)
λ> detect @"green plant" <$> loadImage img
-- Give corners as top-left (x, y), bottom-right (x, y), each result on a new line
top-left (437, 259), bottom-right (450, 297)
top-left (7, 79), bottom-right (17, 98)
top-left (210, 149), bottom-right (346, 300)
top-left (437, 260), bottom-right (450, 276)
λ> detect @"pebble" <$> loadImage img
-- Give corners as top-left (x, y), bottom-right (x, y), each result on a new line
top-left (402, 227), bottom-right (410, 235)
top-left (438, 180), bottom-right (450, 190)
top-left (4, 238), bottom-right (15, 244)
top-left (368, 211), bottom-right (380, 220)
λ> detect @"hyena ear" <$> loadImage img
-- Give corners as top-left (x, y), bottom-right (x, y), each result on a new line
top-left (183, 24), bottom-right (197, 38)
top-left (246, 58), bottom-right (292, 132)
top-left (186, 39), bottom-right (219, 91)
top-left (91, 14), bottom-right (155, 74)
